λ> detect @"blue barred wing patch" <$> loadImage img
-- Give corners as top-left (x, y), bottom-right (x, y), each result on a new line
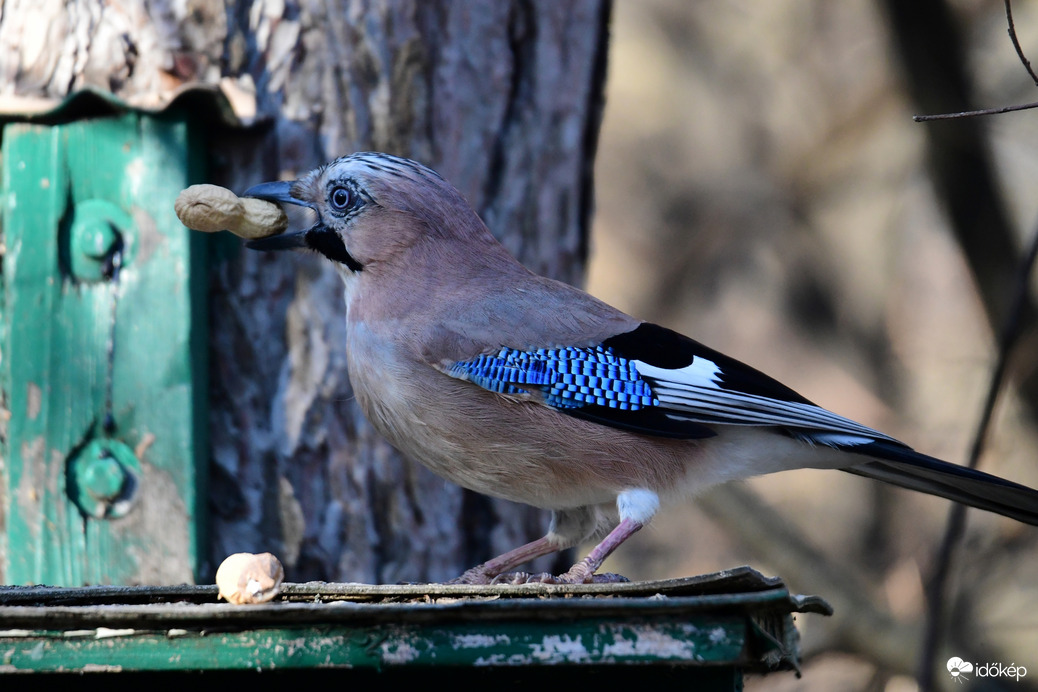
top-left (450, 346), bottom-right (659, 411)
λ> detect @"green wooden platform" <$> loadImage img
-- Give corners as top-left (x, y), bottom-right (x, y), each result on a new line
top-left (0, 567), bottom-right (830, 685)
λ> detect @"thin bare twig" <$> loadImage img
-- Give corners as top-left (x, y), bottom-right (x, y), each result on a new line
top-left (913, 100), bottom-right (1038, 121)
top-left (914, 0), bottom-right (1038, 122)
top-left (917, 219), bottom-right (1038, 691)
top-left (1005, 0), bottom-right (1038, 86)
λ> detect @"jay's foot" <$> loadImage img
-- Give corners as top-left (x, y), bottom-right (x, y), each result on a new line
top-left (448, 566), bottom-right (629, 585)
top-left (447, 565), bottom-right (500, 585)
top-left (491, 570), bottom-right (629, 584)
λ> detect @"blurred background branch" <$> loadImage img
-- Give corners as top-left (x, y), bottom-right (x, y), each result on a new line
top-left (590, 1), bottom-right (1038, 689)
top-left (919, 219), bottom-right (1038, 691)
top-left (881, 1), bottom-right (1038, 688)
top-left (881, 0), bottom-right (1038, 419)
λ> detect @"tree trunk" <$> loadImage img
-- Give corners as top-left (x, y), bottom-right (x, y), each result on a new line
top-left (0, 0), bottom-right (611, 583)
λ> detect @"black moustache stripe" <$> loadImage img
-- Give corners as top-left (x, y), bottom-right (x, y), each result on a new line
top-left (306, 229), bottom-right (363, 272)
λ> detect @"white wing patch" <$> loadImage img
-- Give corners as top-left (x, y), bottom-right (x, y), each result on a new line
top-left (633, 357), bottom-right (723, 389)
top-left (633, 358), bottom-right (899, 443)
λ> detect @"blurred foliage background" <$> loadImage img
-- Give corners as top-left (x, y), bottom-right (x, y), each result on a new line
top-left (587, 1), bottom-right (1038, 689)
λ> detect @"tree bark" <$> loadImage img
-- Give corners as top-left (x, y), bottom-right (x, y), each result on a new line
top-left (0, 0), bottom-right (611, 583)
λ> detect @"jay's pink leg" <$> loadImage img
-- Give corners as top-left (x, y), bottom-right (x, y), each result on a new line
top-left (555, 517), bottom-right (644, 584)
top-left (450, 535), bottom-right (562, 584)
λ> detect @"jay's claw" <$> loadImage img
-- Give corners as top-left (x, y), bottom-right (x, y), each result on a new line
top-left (448, 568), bottom-right (630, 585)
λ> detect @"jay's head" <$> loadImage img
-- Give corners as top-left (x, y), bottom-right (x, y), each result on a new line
top-left (244, 152), bottom-right (494, 274)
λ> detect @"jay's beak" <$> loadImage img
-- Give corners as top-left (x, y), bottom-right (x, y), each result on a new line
top-left (243, 180), bottom-right (302, 206)
top-left (243, 180), bottom-right (312, 252)
top-left (242, 179), bottom-right (362, 270)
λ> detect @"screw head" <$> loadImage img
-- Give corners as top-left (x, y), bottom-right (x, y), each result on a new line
top-left (80, 451), bottom-right (126, 501)
top-left (74, 219), bottom-right (119, 260)
top-left (67, 199), bottom-right (134, 282)
top-left (68, 439), bottom-right (141, 519)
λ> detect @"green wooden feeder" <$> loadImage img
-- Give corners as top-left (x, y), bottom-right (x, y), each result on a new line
top-left (0, 89), bottom-right (232, 586)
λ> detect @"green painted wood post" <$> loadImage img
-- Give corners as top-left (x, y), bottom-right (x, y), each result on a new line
top-left (1, 107), bottom-right (208, 586)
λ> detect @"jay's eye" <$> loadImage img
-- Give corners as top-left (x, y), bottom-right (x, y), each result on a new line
top-left (330, 186), bottom-right (351, 211)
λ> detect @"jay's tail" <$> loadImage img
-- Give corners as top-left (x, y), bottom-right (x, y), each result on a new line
top-left (843, 440), bottom-right (1038, 525)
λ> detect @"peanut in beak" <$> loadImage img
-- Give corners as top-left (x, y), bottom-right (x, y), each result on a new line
top-left (175, 184), bottom-right (288, 239)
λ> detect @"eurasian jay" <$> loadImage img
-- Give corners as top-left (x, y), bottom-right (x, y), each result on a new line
top-left (244, 152), bottom-right (1038, 584)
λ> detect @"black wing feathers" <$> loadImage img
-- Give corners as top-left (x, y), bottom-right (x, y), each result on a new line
top-left (604, 323), bottom-right (814, 405)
